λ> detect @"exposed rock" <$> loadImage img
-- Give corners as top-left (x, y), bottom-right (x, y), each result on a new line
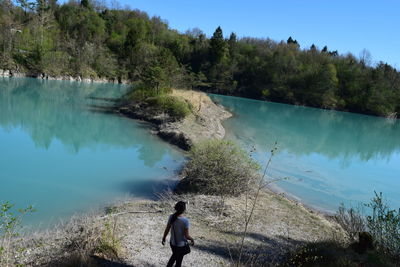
top-left (0, 69), bottom-right (129, 84)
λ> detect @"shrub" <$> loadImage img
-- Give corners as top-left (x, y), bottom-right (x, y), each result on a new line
top-left (284, 241), bottom-right (393, 267)
top-left (123, 83), bottom-right (191, 120)
top-left (0, 202), bottom-right (35, 266)
top-left (335, 192), bottom-right (400, 259)
top-left (335, 203), bottom-right (366, 240)
top-left (146, 95), bottom-right (191, 120)
top-left (123, 83), bottom-right (172, 102)
top-left (365, 192), bottom-right (400, 257)
top-left (180, 140), bottom-right (260, 197)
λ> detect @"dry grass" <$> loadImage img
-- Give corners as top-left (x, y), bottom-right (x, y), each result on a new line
top-left (10, 210), bottom-right (125, 267)
top-left (171, 89), bottom-right (207, 116)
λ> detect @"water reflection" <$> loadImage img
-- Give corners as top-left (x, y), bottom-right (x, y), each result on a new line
top-left (211, 95), bottom-right (400, 163)
top-left (0, 77), bottom-right (174, 167)
top-left (211, 94), bottom-right (400, 211)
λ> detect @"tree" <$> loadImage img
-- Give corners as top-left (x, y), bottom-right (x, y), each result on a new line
top-left (209, 26), bottom-right (228, 64)
top-left (359, 49), bottom-right (372, 66)
top-left (287, 36), bottom-right (299, 46)
top-left (81, 0), bottom-right (92, 9)
top-left (228, 32), bottom-right (237, 58)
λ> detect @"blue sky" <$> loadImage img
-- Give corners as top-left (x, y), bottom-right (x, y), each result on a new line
top-left (111, 0), bottom-right (400, 68)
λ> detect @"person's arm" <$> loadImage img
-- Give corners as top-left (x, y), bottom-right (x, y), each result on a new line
top-left (162, 223), bottom-right (171, 246)
top-left (184, 228), bottom-right (194, 246)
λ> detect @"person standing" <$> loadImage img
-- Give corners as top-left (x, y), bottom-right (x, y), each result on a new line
top-left (162, 201), bottom-right (194, 267)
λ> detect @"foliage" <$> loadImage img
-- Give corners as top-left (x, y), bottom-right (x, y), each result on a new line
top-left (284, 240), bottom-right (395, 267)
top-left (146, 94), bottom-right (191, 120)
top-left (124, 82), bottom-right (172, 102)
top-left (181, 140), bottom-right (260, 197)
top-left (1, 1), bottom-right (400, 117)
top-left (0, 202), bottom-right (35, 266)
top-left (365, 192), bottom-right (400, 257)
top-left (124, 82), bottom-right (191, 120)
top-left (335, 203), bottom-right (366, 240)
top-left (335, 192), bottom-right (400, 259)
top-left (60, 211), bottom-right (122, 265)
top-left (94, 212), bottom-right (122, 260)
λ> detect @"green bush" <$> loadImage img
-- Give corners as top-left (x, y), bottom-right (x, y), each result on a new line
top-left (335, 192), bottom-right (400, 259)
top-left (122, 83), bottom-right (190, 120)
top-left (146, 95), bottom-right (191, 120)
top-left (124, 83), bottom-right (172, 102)
top-left (0, 202), bottom-right (35, 266)
top-left (180, 140), bottom-right (260, 197)
top-left (365, 192), bottom-right (400, 257)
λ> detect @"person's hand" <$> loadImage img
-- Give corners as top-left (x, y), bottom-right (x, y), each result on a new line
top-left (162, 238), bottom-right (166, 246)
top-left (189, 239), bottom-right (194, 246)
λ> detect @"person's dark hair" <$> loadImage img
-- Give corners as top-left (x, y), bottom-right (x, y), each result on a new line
top-left (170, 201), bottom-right (186, 224)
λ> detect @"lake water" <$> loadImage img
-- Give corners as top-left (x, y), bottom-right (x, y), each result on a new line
top-left (0, 77), bottom-right (182, 227)
top-left (210, 94), bottom-right (400, 213)
top-left (1, 78), bottom-right (399, 228)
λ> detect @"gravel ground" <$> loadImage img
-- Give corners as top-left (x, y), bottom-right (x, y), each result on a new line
top-left (100, 190), bottom-right (345, 266)
top-left (10, 189), bottom-right (346, 266)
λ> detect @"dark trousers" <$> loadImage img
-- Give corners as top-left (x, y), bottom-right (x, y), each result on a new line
top-left (167, 244), bottom-right (185, 267)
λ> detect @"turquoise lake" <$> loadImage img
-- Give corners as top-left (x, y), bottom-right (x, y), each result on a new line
top-left (211, 94), bottom-right (400, 212)
top-left (0, 77), bottom-right (182, 227)
top-left (1, 78), bottom-right (399, 228)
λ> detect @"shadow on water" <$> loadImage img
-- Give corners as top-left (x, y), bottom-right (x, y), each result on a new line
top-left (118, 178), bottom-right (179, 199)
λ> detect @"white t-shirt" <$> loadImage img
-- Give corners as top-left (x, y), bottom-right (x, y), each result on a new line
top-left (168, 215), bottom-right (190, 247)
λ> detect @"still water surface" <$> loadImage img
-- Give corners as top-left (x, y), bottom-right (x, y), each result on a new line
top-left (0, 78), bottom-right (182, 227)
top-left (1, 77), bottom-right (399, 227)
top-left (211, 94), bottom-right (400, 212)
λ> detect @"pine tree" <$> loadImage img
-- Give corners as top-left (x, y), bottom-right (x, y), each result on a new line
top-left (210, 26), bottom-right (228, 64)
top-left (228, 32), bottom-right (237, 58)
top-left (81, 0), bottom-right (91, 9)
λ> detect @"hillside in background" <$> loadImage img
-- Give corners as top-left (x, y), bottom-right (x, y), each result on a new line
top-left (1, 0), bottom-right (400, 117)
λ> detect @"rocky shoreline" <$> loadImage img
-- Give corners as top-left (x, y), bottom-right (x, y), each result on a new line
top-left (0, 69), bottom-right (129, 84)
top-left (117, 89), bottom-right (232, 150)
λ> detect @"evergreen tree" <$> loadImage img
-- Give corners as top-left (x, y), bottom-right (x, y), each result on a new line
top-left (287, 36), bottom-right (295, 44)
top-left (209, 26), bottom-right (228, 64)
top-left (228, 32), bottom-right (237, 58)
top-left (81, 0), bottom-right (91, 9)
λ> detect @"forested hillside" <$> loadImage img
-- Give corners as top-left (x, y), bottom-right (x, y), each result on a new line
top-left (1, 0), bottom-right (400, 117)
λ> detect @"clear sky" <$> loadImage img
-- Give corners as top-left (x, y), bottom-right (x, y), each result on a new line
top-left (110, 0), bottom-right (400, 68)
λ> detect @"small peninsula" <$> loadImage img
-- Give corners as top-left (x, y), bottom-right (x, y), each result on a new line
top-left (117, 89), bottom-right (232, 150)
